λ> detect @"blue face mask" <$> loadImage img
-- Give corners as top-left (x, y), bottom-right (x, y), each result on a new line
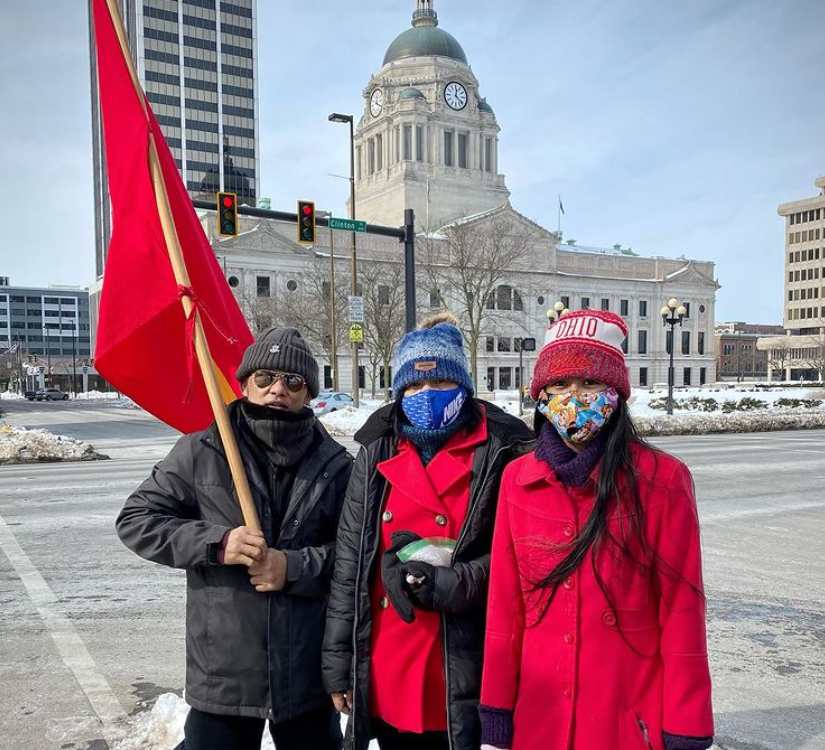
top-left (402, 386), bottom-right (467, 430)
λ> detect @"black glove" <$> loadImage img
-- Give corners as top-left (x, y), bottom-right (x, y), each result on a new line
top-left (405, 560), bottom-right (463, 612)
top-left (380, 531), bottom-right (420, 623)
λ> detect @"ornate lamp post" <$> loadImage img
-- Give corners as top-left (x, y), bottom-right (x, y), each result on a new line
top-left (660, 297), bottom-right (687, 415)
top-left (546, 300), bottom-right (569, 323)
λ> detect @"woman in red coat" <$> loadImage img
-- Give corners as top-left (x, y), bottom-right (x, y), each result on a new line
top-left (479, 310), bottom-right (714, 750)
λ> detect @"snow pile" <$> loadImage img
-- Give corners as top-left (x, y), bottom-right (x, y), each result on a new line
top-left (0, 390), bottom-right (24, 400)
top-left (629, 386), bottom-right (825, 418)
top-left (112, 395), bottom-right (142, 410)
top-left (0, 422), bottom-right (108, 464)
top-left (75, 390), bottom-right (121, 400)
top-left (114, 693), bottom-right (368, 750)
top-left (633, 409), bottom-right (825, 436)
top-left (320, 405), bottom-right (373, 436)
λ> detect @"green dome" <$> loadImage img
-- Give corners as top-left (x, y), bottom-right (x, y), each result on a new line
top-left (478, 97), bottom-right (494, 113)
top-left (383, 26), bottom-right (468, 66)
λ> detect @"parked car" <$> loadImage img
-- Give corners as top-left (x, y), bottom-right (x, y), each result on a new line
top-left (311, 391), bottom-right (354, 416)
top-left (30, 387), bottom-right (69, 401)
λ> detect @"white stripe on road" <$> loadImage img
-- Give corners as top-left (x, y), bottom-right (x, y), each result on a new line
top-left (0, 514), bottom-right (127, 739)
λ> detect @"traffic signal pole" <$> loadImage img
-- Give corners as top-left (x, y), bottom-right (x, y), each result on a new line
top-left (191, 199), bottom-right (419, 386)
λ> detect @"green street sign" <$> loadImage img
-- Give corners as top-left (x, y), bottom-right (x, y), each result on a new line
top-left (329, 217), bottom-right (367, 233)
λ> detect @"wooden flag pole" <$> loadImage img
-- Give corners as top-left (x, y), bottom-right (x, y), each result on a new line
top-left (102, 0), bottom-right (261, 532)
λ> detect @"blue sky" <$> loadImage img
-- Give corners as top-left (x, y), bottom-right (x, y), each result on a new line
top-left (1, 0), bottom-right (823, 323)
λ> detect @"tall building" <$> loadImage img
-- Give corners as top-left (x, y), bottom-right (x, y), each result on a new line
top-left (353, 0), bottom-right (509, 228)
top-left (757, 175), bottom-right (825, 380)
top-left (89, 0), bottom-right (260, 280)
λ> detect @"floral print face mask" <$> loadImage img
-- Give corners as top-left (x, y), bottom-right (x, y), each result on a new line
top-left (537, 387), bottom-right (620, 444)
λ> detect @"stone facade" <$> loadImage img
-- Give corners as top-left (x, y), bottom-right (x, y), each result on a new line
top-left (757, 175), bottom-right (825, 381)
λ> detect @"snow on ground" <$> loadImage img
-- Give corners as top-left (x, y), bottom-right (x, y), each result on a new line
top-left (0, 390), bottom-right (24, 400)
top-left (114, 692), bottom-right (376, 750)
top-left (75, 389), bottom-right (122, 400)
top-left (0, 422), bottom-right (108, 464)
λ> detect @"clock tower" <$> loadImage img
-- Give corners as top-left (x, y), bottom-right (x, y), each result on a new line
top-left (352, 0), bottom-right (510, 228)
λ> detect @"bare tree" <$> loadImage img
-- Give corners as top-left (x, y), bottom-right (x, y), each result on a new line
top-left (279, 257), bottom-right (349, 367)
top-left (803, 331), bottom-right (825, 381)
top-left (766, 338), bottom-right (792, 381)
top-left (360, 262), bottom-right (407, 400)
top-left (419, 215), bottom-right (533, 388)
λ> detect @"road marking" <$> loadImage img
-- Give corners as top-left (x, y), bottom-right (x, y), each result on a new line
top-left (702, 499), bottom-right (825, 524)
top-left (0, 514), bottom-right (127, 738)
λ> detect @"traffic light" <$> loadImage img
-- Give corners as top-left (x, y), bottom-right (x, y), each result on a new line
top-left (297, 200), bottom-right (316, 245)
top-left (217, 191), bottom-right (238, 237)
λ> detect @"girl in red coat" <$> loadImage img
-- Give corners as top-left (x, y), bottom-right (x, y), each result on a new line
top-left (479, 310), bottom-right (714, 750)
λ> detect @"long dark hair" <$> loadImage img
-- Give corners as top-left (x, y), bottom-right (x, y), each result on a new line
top-left (527, 398), bottom-right (659, 626)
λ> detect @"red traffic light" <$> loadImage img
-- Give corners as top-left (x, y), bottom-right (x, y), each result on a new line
top-left (217, 191), bottom-right (238, 237)
top-left (222, 196), bottom-right (234, 208)
top-left (297, 200), bottom-right (316, 244)
top-left (302, 205), bottom-right (312, 216)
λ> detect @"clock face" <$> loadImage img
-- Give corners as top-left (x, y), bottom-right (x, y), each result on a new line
top-left (444, 81), bottom-right (468, 111)
top-left (370, 89), bottom-right (384, 117)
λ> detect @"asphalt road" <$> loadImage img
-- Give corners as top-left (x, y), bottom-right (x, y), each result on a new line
top-left (0, 399), bottom-right (823, 750)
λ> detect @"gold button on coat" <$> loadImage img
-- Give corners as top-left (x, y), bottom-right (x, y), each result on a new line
top-left (382, 510), bottom-right (393, 522)
top-left (435, 514), bottom-right (447, 526)
top-left (380, 597), bottom-right (389, 609)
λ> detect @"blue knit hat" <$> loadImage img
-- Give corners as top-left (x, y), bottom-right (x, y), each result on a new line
top-left (392, 313), bottom-right (474, 398)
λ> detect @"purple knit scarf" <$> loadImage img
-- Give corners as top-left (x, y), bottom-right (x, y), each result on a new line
top-left (534, 420), bottom-right (607, 487)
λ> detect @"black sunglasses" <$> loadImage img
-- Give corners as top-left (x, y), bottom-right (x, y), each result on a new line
top-left (252, 370), bottom-right (306, 392)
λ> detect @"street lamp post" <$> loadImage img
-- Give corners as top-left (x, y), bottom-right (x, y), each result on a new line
top-left (317, 209), bottom-right (339, 391)
top-left (660, 298), bottom-right (687, 416)
top-left (328, 112), bottom-right (359, 407)
top-left (545, 300), bottom-right (569, 324)
top-left (71, 320), bottom-right (78, 397)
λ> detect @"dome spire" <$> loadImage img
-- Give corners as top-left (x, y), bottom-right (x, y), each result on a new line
top-left (412, 0), bottom-right (438, 27)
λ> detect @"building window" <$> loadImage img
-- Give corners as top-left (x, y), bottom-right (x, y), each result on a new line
top-left (639, 367), bottom-right (648, 387)
top-left (379, 366), bottom-right (394, 390)
top-left (638, 329), bottom-right (648, 354)
top-left (458, 132), bottom-right (468, 168)
top-left (444, 130), bottom-right (454, 167)
top-left (286, 279), bottom-right (298, 292)
top-left (621, 336), bottom-right (628, 354)
top-left (484, 137), bottom-right (492, 172)
top-left (698, 331), bottom-right (705, 355)
top-left (639, 300), bottom-right (648, 317)
top-left (666, 329), bottom-right (673, 355)
top-left (323, 366), bottom-right (333, 390)
top-left (681, 330), bottom-right (690, 355)
top-left (580, 297), bottom-right (590, 309)
top-left (486, 367), bottom-right (495, 391)
top-left (620, 299), bottom-right (629, 316)
top-left (256, 276), bottom-right (270, 297)
top-left (403, 125), bottom-right (412, 160)
top-left (496, 285), bottom-right (512, 311)
top-left (601, 298), bottom-right (610, 311)
top-left (700, 367), bottom-right (707, 385)
top-left (497, 338), bottom-right (511, 352)
top-left (485, 336), bottom-right (494, 352)
top-left (429, 289), bottom-right (440, 307)
top-left (378, 285), bottom-right (390, 305)
top-left (513, 290), bottom-right (523, 311)
top-left (683, 367), bottom-right (692, 386)
top-left (561, 295), bottom-right (570, 309)
top-left (499, 367), bottom-right (512, 389)
top-left (684, 302), bottom-right (691, 318)
top-left (228, 275), bottom-right (240, 288)
top-left (376, 133), bottom-right (383, 171)
top-left (415, 126), bottom-right (424, 162)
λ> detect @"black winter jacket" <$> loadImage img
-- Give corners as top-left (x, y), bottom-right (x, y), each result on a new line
top-left (116, 400), bottom-right (353, 721)
top-left (322, 401), bottom-right (533, 750)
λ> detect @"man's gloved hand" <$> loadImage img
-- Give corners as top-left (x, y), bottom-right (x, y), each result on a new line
top-left (380, 531), bottom-right (420, 623)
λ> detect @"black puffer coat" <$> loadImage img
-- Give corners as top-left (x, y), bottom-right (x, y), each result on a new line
top-left (117, 400), bottom-right (353, 721)
top-left (322, 401), bottom-right (533, 750)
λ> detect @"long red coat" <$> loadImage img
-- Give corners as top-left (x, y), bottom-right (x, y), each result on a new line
top-left (369, 418), bottom-right (487, 733)
top-left (481, 444), bottom-right (713, 750)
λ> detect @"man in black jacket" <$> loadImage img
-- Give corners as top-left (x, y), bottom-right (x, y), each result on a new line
top-left (117, 327), bottom-right (353, 750)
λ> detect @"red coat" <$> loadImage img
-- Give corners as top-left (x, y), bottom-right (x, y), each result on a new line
top-left (369, 418), bottom-right (487, 733)
top-left (481, 444), bottom-right (713, 750)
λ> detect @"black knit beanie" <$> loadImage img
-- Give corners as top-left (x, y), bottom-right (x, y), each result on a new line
top-left (236, 327), bottom-right (320, 397)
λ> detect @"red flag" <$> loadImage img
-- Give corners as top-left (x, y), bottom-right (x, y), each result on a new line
top-left (91, 0), bottom-right (254, 433)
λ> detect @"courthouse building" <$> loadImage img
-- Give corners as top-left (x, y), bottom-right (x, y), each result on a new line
top-left (203, 0), bottom-right (719, 395)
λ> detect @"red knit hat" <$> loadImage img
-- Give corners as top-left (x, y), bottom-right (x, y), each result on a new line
top-left (530, 310), bottom-right (631, 400)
